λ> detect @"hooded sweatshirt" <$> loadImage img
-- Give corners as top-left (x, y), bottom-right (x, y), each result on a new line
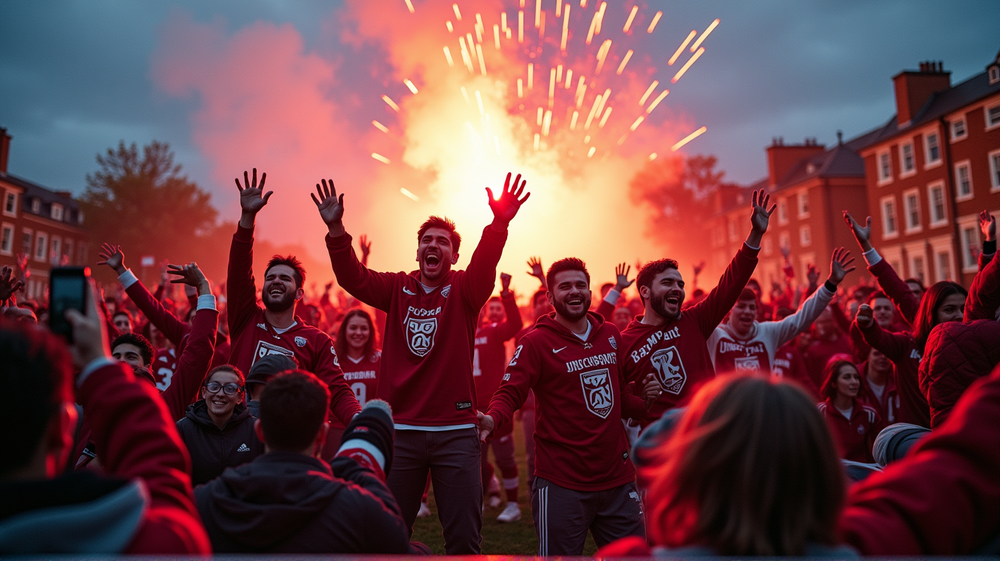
top-left (487, 311), bottom-right (636, 491)
top-left (175, 400), bottom-right (264, 486)
top-left (195, 452), bottom-right (410, 553)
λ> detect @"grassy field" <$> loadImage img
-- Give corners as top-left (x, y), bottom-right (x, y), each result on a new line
top-left (411, 418), bottom-right (598, 555)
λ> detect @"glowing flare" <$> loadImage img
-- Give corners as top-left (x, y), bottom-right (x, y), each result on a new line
top-left (458, 37), bottom-right (473, 71)
top-left (535, 0), bottom-right (541, 28)
top-left (598, 106), bottom-right (612, 128)
top-left (647, 11), bottom-right (662, 33)
top-left (586, 14), bottom-right (596, 45)
top-left (574, 76), bottom-right (586, 108)
top-left (548, 68), bottom-right (556, 107)
top-left (587, 146), bottom-right (596, 157)
top-left (542, 110), bottom-right (552, 136)
top-left (404, 79), bottom-right (418, 94)
top-left (536, 107), bottom-right (543, 125)
top-left (403, 0), bottom-right (415, 14)
top-left (671, 126), bottom-right (707, 151)
top-left (460, 86), bottom-right (470, 103)
top-left (556, 0), bottom-right (563, 17)
top-left (372, 120), bottom-right (389, 133)
top-left (528, 63), bottom-right (533, 88)
top-left (649, 152), bottom-right (658, 160)
top-left (476, 13), bottom-right (484, 30)
top-left (400, 187), bottom-right (420, 201)
top-left (629, 115), bottom-right (644, 131)
top-left (645, 89), bottom-right (669, 113)
top-left (506, 27), bottom-right (512, 39)
top-left (475, 90), bottom-right (485, 115)
top-left (517, 78), bottom-right (524, 98)
top-left (476, 43), bottom-right (487, 75)
top-left (580, 0), bottom-right (586, 6)
top-left (381, 95), bottom-right (400, 112)
top-left (494, 24), bottom-right (501, 49)
top-left (690, 19), bottom-right (720, 52)
top-left (671, 46), bottom-right (704, 83)
top-left (638, 80), bottom-right (658, 105)
top-left (501, 12), bottom-right (507, 31)
top-left (557, 64), bottom-right (563, 82)
top-left (446, 21), bottom-right (454, 32)
top-left (669, 30), bottom-right (696, 65)
top-left (518, 10), bottom-right (524, 42)
top-left (443, 46), bottom-right (454, 66)
top-left (560, 5), bottom-right (571, 51)
top-left (372, 153), bottom-right (390, 164)
top-left (595, 39), bottom-right (611, 74)
top-left (616, 49), bottom-right (634, 75)
top-left (623, 6), bottom-right (638, 33)
top-left (570, 110), bottom-right (579, 129)
top-left (584, 93), bottom-right (601, 129)
top-left (533, 133), bottom-right (540, 150)
top-left (453, 4), bottom-right (462, 20)
top-left (595, 2), bottom-right (606, 34)
top-left (538, 11), bottom-right (546, 40)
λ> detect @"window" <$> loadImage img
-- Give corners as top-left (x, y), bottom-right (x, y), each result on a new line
top-left (797, 192), bottom-right (809, 218)
top-left (990, 149), bottom-right (1000, 191)
top-left (51, 203), bottom-right (64, 222)
top-left (727, 218), bottom-right (737, 241)
top-left (30, 198), bottom-right (40, 214)
top-left (987, 103), bottom-right (1000, 130)
top-left (903, 189), bottom-right (921, 233)
top-left (1, 224), bottom-right (13, 256)
top-left (763, 237), bottom-right (773, 256)
top-left (877, 150), bottom-right (893, 183)
top-left (991, 66), bottom-right (1000, 85)
top-left (78, 244), bottom-right (88, 264)
top-left (909, 254), bottom-right (926, 284)
top-left (954, 161), bottom-right (973, 200)
top-left (881, 197), bottom-right (898, 238)
top-left (924, 132), bottom-right (941, 166)
top-left (960, 223), bottom-right (979, 272)
top-left (779, 231), bottom-right (790, 252)
top-left (899, 142), bottom-right (915, 175)
top-left (778, 199), bottom-right (788, 225)
top-left (935, 249), bottom-right (953, 282)
top-left (21, 229), bottom-right (32, 255)
top-left (3, 192), bottom-right (16, 217)
top-left (77, 209), bottom-right (84, 224)
top-left (951, 118), bottom-right (967, 140)
top-left (34, 233), bottom-right (47, 262)
top-left (50, 237), bottom-right (61, 265)
top-left (927, 182), bottom-right (947, 227)
top-left (799, 225), bottom-right (811, 247)
top-left (64, 239), bottom-right (74, 266)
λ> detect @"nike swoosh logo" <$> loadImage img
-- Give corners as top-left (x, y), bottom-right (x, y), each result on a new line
top-left (403, 287), bottom-right (416, 295)
top-left (552, 346), bottom-right (567, 353)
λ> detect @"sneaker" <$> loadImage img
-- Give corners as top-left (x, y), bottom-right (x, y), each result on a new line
top-left (487, 474), bottom-right (501, 494)
top-left (488, 494), bottom-right (503, 508)
top-left (416, 501), bottom-right (431, 518)
top-left (497, 501), bottom-right (521, 523)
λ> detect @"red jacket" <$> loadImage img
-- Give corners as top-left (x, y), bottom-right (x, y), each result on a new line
top-left (841, 362), bottom-right (1000, 555)
top-left (919, 319), bottom-right (1000, 427)
top-left (966, 249), bottom-right (1000, 321)
top-left (856, 319), bottom-right (929, 427)
top-left (161, 305), bottom-right (219, 421)
top-left (818, 398), bottom-right (879, 463)
top-left (473, 290), bottom-right (523, 413)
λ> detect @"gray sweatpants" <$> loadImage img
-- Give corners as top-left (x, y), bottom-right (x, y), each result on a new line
top-left (531, 476), bottom-right (645, 556)
top-left (387, 428), bottom-right (483, 554)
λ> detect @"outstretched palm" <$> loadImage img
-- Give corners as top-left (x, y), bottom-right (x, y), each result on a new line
top-left (614, 262), bottom-right (635, 291)
top-left (167, 262), bottom-right (208, 289)
top-left (828, 247), bottom-right (856, 285)
top-left (843, 212), bottom-right (872, 245)
top-left (749, 189), bottom-right (776, 233)
top-left (98, 243), bottom-right (126, 275)
top-left (236, 168), bottom-right (272, 215)
top-left (312, 178), bottom-right (345, 227)
top-left (487, 172), bottom-right (530, 226)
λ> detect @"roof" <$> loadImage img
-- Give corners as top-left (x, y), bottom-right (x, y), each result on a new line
top-left (2, 172), bottom-right (84, 226)
top-left (864, 67), bottom-right (1000, 147)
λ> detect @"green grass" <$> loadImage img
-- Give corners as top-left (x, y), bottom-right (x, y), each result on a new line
top-left (410, 418), bottom-right (597, 555)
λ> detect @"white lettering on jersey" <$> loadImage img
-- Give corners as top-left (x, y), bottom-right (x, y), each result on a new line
top-left (566, 352), bottom-right (617, 373)
top-left (579, 368), bottom-right (614, 419)
top-left (509, 345), bottom-right (523, 367)
top-left (344, 370), bottom-right (377, 380)
top-left (630, 326), bottom-right (680, 363)
top-left (649, 345), bottom-right (687, 395)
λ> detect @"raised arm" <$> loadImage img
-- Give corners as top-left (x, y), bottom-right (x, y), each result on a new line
top-left (495, 273), bottom-right (525, 340)
top-left (100, 243), bottom-right (189, 346)
top-left (966, 210), bottom-right (1000, 321)
top-left (481, 338), bottom-right (538, 441)
top-left (527, 256), bottom-right (547, 289)
top-left (854, 304), bottom-right (915, 362)
top-left (462, 173), bottom-right (529, 309)
top-left (769, 248), bottom-right (854, 348)
top-left (844, 211), bottom-right (918, 324)
top-left (597, 262), bottom-right (634, 319)
top-left (228, 169), bottom-right (272, 336)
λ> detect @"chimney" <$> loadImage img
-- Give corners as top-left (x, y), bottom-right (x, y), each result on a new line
top-left (892, 60), bottom-right (951, 127)
top-left (766, 138), bottom-right (825, 187)
top-left (0, 128), bottom-right (10, 175)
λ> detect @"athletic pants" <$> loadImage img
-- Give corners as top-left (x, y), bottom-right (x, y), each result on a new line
top-left (531, 476), bottom-right (645, 556)
top-left (481, 431), bottom-right (519, 496)
top-left (387, 428), bottom-right (482, 554)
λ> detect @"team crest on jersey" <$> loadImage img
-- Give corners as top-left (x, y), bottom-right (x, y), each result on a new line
top-left (294, 336), bottom-right (307, 348)
top-left (734, 356), bottom-right (760, 372)
top-left (650, 346), bottom-right (687, 395)
top-left (252, 341), bottom-right (295, 365)
top-left (608, 337), bottom-right (617, 350)
top-left (441, 284), bottom-right (452, 298)
top-left (579, 368), bottom-right (614, 419)
top-left (404, 312), bottom-right (438, 357)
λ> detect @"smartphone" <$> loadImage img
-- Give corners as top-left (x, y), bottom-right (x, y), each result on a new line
top-left (49, 267), bottom-right (90, 342)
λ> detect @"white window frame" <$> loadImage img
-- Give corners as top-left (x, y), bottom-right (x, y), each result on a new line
top-left (989, 149), bottom-right (1000, 192)
top-left (0, 223), bottom-right (13, 256)
top-left (927, 181), bottom-right (948, 228)
top-left (899, 141), bottom-right (916, 177)
top-left (923, 131), bottom-right (942, 168)
top-left (799, 225), bottom-right (812, 247)
top-left (877, 149), bottom-right (893, 185)
top-left (727, 217), bottom-right (738, 242)
top-left (903, 241), bottom-right (927, 285)
top-left (3, 192), bottom-right (17, 218)
top-left (30, 198), bottom-right (40, 214)
top-left (21, 228), bottom-right (32, 256)
top-left (954, 160), bottom-right (974, 200)
top-left (51, 203), bottom-right (64, 222)
top-left (903, 188), bottom-right (922, 234)
top-left (958, 215), bottom-right (980, 273)
top-left (797, 191), bottom-right (810, 219)
top-left (928, 235), bottom-right (955, 282)
top-left (881, 196), bottom-right (899, 240)
top-left (34, 232), bottom-right (47, 262)
top-left (990, 66), bottom-right (1000, 85)
top-left (951, 117), bottom-right (967, 141)
top-left (64, 239), bottom-right (74, 266)
top-left (986, 101), bottom-right (1000, 131)
top-left (50, 236), bottom-right (61, 265)
top-left (777, 198), bottom-right (788, 225)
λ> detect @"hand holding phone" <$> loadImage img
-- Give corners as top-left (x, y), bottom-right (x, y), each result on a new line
top-left (49, 267), bottom-right (91, 343)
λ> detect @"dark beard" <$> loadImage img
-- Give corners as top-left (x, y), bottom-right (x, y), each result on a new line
top-left (263, 291), bottom-right (295, 313)
top-left (650, 291), bottom-right (680, 321)
top-left (553, 298), bottom-right (589, 323)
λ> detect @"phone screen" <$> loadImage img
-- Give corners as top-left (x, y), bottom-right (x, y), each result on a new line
top-left (49, 268), bottom-right (89, 342)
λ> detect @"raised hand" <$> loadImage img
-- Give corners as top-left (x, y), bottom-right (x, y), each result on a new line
top-left (359, 234), bottom-right (372, 265)
top-left (843, 212), bottom-right (873, 251)
top-left (160, 260), bottom-right (170, 285)
top-left (526, 256), bottom-right (545, 287)
top-left (980, 210), bottom-right (996, 243)
top-left (746, 189), bottom-right (776, 247)
top-left (97, 243), bottom-right (127, 275)
top-left (693, 261), bottom-right (705, 277)
top-left (0, 265), bottom-right (24, 302)
top-left (500, 272), bottom-right (512, 293)
top-left (311, 178), bottom-right (346, 237)
top-left (15, 252), bottom-right (29, 280)
top-left (487, 172), bottom-right (530, 228)
top-left (167, 262), bottom-right (211, 295)
top-left (855, 303), bottom-right (873, 329)
top-left (806, 264), bottom-right (820, 287)
top-left (614, 262), bottom-right (635, 292)
top-left (236, 168), bottom-right (272, 227)
top-left (477, 411), bottom-right (495, 442)
top-left (827, 247), bottom-right (856, 286)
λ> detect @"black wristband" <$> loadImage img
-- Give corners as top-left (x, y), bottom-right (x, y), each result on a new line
top-left (824, 280), bottom-right (838, 293)
top-left (984, 240), bottom-right (996, 256)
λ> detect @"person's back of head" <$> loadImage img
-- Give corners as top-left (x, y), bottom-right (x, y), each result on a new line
top-left (1, 321), bottom-right (74, 479)
top-left (258, 370), bottom-right (330, 454)
top-left (644, 373), bottom-right (845, 556)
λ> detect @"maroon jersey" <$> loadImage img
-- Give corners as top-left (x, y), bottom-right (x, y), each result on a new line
top-left (326, 227), bottom-right (506, 427)
top-left (474, 291), bottom-right (523, 410)
top-left (818, 398), bottom-right (880, 463)
top-left (330, 351), bottom-right (382, 429)
top-left (773, 340), bottom-right (819, 399)
top-left (152, 347), bottom-right (177, 391)
top-left (620, 244), bottom-right (759, 426)
top-left (227, 225), bottom-right (360, 426)
top-left (487, 312), bottom-right (636, 491)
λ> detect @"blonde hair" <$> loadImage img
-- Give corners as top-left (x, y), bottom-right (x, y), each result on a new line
top-left (644, 373), bottom-right (845, 556)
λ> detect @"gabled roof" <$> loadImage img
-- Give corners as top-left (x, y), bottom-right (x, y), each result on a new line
top-left (2, 173), bottom-right (84, 226)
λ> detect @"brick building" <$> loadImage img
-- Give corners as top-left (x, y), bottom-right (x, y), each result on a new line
top-left (0, 128), bottom-right (90, 301)
top-left (859, 51), bottom-right (1000, 288)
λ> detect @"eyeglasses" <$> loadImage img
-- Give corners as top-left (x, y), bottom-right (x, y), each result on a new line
top-left (204, 381), bottom-right (243, 396)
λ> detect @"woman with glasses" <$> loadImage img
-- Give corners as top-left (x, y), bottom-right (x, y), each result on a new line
top-left (176, 364), bottom-right (264, 485)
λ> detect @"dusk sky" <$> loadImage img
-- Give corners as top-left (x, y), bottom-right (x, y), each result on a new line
top-left (0, 0), bottom-right (996, 285)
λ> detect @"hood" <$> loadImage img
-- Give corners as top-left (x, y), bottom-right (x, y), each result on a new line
top-left (719, 320), bottom-right (759, 342)
top-left (184, 400), bottom-right (252, 430)
top-left (197, 452), bottom-right (342, 550)
top-left (534, 311), bottom-right (607, 343)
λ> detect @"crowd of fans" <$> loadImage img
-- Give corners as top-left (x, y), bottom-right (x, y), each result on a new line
top-left (1, 169), bottom-right (998, 556)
